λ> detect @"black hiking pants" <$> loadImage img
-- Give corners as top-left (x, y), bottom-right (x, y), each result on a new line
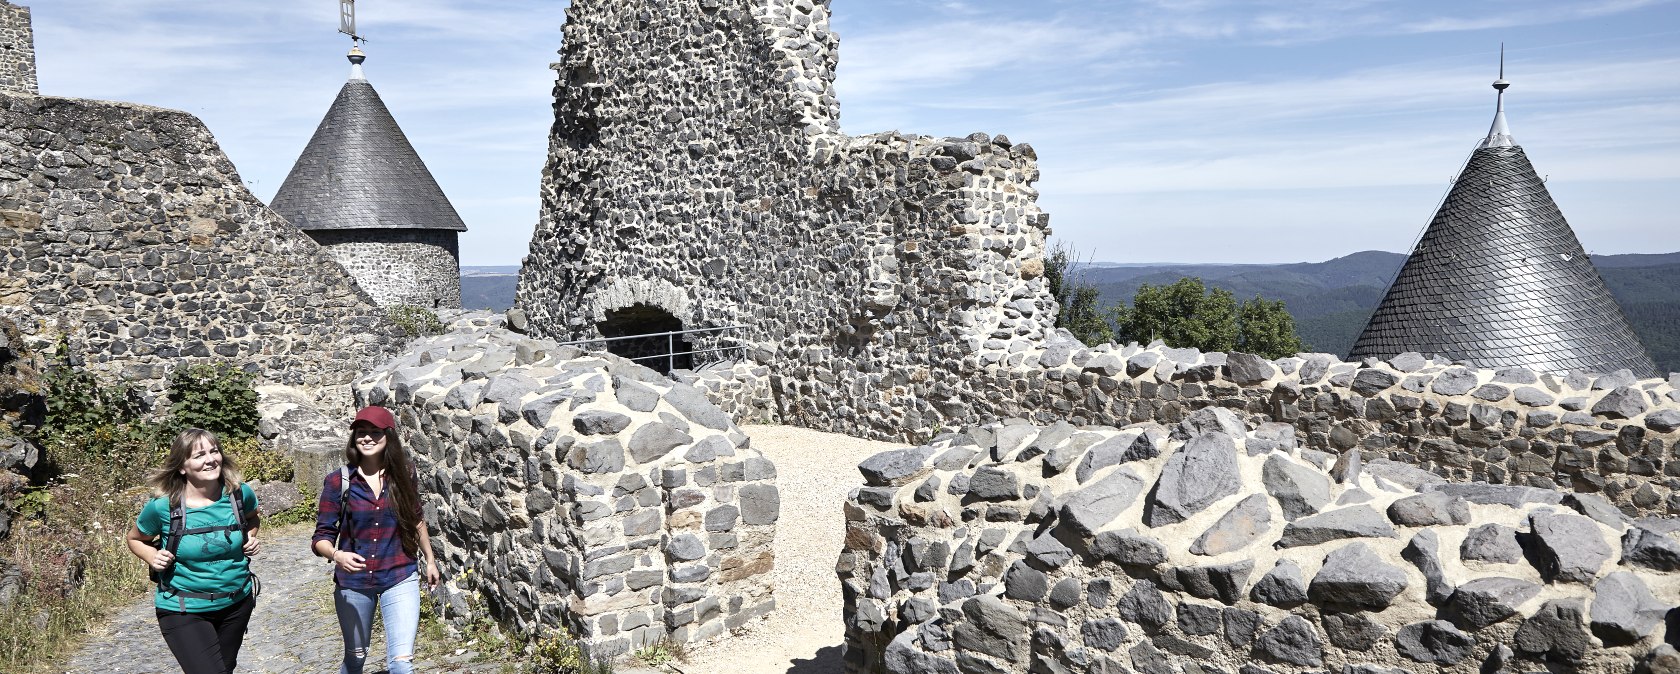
top-left (156, 593), bottom-right (256, 674)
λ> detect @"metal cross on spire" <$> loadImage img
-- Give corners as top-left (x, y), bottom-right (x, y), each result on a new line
top-left (339, 0), bottom-right (365, 45)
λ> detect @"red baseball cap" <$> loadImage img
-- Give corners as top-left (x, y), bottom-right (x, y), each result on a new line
top-left (351, 406), bottom-right (397, 432)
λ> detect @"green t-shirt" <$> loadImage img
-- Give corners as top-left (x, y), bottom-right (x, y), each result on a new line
top-left (136, 483), bottom-right (257, 612)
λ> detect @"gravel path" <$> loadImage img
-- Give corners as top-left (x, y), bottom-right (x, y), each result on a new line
top-left (68, 425), bottom-right (899, 674)
top-left (648, 424), bottom-right (902, 674)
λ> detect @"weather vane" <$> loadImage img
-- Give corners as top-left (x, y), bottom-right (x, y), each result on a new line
top-left (339, 0), bottom-right (366, 45)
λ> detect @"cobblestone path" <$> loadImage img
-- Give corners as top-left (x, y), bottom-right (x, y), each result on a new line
top-left (66, 525), bottom-right (492, 674)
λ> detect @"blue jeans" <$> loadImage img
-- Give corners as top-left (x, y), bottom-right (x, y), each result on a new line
top-left (334, 572), bottom-right (420, 674)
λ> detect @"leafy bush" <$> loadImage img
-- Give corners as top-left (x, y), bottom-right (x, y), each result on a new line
top-left (220, 436), bottom-right (292, 483)
top-left (165, 363), bottom-right (259, 441)
top-left (42, 341), bottom-right (145, 437)
top-left (388, 305), bottom-right (445, 337)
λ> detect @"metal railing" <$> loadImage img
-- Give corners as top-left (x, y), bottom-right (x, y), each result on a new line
top-left (554, 325), bottom-right (749, 373)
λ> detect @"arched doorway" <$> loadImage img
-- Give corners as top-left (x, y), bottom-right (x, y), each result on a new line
top-left (598, 304), bottom-right (690, 374)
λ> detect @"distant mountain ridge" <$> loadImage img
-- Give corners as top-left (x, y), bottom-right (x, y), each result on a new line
top-left (1080, 251), bottom-right (1680, 374)
top-left (459, 251), bottom-right (1680, 374)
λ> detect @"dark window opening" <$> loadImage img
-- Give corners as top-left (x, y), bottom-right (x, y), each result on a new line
top-left (598, 304), bottom-right (690, 375)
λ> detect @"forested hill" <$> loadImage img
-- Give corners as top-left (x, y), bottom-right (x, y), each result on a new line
top-left (1083, 251), bottom-right (1680, 375)
top-left (460, 253), bottom-right (1680, 374)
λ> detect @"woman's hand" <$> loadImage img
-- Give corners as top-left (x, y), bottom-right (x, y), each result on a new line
top-left (424, 559), bottom-right (440, 589)
top-left (150, 549), bottom-right (175, 572)
top-left (333, 550), bottom-right (368, 573)
top-left (243, 535), bottom-right (260, 557)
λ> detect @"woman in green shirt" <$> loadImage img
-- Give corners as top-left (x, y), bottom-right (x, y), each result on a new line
top-left (125, 429), bottom-right (261, 674)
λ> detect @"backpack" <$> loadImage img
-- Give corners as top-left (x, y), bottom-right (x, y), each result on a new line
top-left (152, 484), bottom-right (260, 612)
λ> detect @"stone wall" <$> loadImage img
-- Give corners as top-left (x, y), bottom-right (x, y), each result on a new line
top-left (308, 228), bottom-right (461, 309)
top-left (0, 2), bottom-right (34, 96)
top-left (841, 408), bottom-right (1680, 674)
top-left (352, 324), bottom-right (780, 656)
top-left (0, 92), bottom-right (406, 393)
top-left (517, 0), bottom-right (1057, 439)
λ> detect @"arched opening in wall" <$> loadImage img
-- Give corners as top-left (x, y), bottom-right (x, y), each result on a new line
top-left (599, 304), bottom-right (690, 375)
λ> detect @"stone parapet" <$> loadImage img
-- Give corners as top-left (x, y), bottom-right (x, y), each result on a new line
top-left (0, 93), bottom-right (405, 394)
top-left (840, 408), bottom-right (1680, 673)
top-left (352, 324), bottom-right (779, 656)
top-left (793, 342), bottom-right (1680, 516)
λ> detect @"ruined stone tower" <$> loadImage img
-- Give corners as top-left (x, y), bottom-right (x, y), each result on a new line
top-left (518, 0), bottom-right (1057, 436)
top-left (271, 48), bottom-right (465, 309)
top-left (0, 0), bottom-right (37, 95)
top-left (1350, 69), bottom-right (1656, 377)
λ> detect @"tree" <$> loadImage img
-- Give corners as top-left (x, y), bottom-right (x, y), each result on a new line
top-left (1044, 242), bottom-right (1115, 345)
top-left (1237, 295), bottom-right (1306, 359)
top-left (1116, 277), bottom-right (1238, 352)
top-left (1115, 278), bottom-right (1306, 358)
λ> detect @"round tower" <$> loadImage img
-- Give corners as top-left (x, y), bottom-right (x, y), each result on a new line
top-left (271, 47), bottom-right (466, 309)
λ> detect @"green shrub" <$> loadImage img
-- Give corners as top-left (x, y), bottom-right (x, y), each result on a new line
top-left (220, 436), bottom-right (292, 483)
top-left (42, 340), bottom-right (144, 437)
top-left (165, 363), bottom-right (260, 441)
top-left (388, 305), bottom-right (445, 337)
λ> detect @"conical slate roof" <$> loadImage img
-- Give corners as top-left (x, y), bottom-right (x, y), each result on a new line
top-left (1349, 77), bottom-right (1655, 377)
top-left (271, 52), bottom-right (466, 233)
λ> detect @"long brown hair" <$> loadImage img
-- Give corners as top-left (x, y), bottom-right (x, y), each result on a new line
top-left (147, 428), bottom-right (243, 508)
top-left (344, 426), bottom-right (423, 558)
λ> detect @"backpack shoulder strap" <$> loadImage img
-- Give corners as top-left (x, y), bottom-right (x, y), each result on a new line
top-left (228, 483), bottom-right (247, 532)
top-left (334, 466), bottom-right (352, 549)
top-left (164, 499), bottom-right (185, 557)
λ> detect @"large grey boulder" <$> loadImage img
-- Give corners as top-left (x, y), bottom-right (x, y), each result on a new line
top-left (1226, 352), bottom-right (1276, 385)
top-left (1426, 482), bottom-right (1562, 507)
top-left (950, 595), bottom-right (1029, 664)
top-left (1622, 526), bottom-right (1680, 572)
top-left (1262, 454), bottom-right (1330, 521)
top-left (1321, 613), bottom-right (1387, 652)
top-left (1401, 530), bottom-right (1454, 606)
top-left (1145, 431), bottom-right (1241, 527)
top-left (1308, 543), bottom-right (1408, 610)
top-left (1394, 620), bottom-right (1475, 665)
top-left (967, 466), bottom-right (1021, 501)
top-left (1589, 571), bottom-right (1668, 645)
top-left (1385, 492), bottom-right (1469, 527)
top-left (1459, 524), bottom-right (1523, 564)
top-left (1059, 468), bottom-right (1148, 537)
top-left (1445, 577), bottom-right (1540, 629)
top-left (1250, 559), bottom-right (1308, 607)
top-left (1090, 528), bottom-right (1167, 567)
top-left (1172, 560), bottom-right (1253, 605)
top-left (1592, 385), bottom-right (1650, 419)
top-left (1514, 598), bottom-right (1590, 662)
top-left (859, 445), bottom-right (938, 486)
top-left (1116, 580), bottom-right (1173, 633)
top-left (1191, 494), bottom-right (1273, 556)
top-left (1276, 505), bottom-right (1396, 548)
top-left (1253, 615), bottom-right (1322, 667)
top-left (1526, 511), bottom-right (1611, 584)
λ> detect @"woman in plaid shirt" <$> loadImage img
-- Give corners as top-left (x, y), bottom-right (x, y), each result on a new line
top-left (311, 406), bottom-right (439, 674)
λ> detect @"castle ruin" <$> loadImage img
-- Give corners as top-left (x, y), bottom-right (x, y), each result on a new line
top-left (0, 0), bottom-right (35, 96)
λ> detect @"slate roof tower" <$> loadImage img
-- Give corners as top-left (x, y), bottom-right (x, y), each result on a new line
top-left (1349, 60), bottom-right (1656, 377)
top-left (271, 47), bottom-right (465, 309)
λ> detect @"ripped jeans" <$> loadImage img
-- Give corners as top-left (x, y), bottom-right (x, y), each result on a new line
top-left (334, 572), bottom-right (420, 674)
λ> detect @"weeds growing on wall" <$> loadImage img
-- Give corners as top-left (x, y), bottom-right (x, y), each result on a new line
top-left (388, 305), bottom-right (446, 337)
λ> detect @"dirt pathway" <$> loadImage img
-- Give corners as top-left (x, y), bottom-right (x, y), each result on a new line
top-left (67, 425), bottom-right (899, 674)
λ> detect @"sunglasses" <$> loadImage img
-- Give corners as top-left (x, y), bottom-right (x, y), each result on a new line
top-left (352, 428), bottom-right (387, 439)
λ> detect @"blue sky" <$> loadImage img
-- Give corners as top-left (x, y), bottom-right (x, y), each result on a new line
top-left (27, 0), bottom-right (1680, 266)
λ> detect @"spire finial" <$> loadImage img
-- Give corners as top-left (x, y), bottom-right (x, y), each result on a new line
top-left (348, 45), bottom-right (367, 81)
top-left (1480, 43), bottom-right (1514, 148)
